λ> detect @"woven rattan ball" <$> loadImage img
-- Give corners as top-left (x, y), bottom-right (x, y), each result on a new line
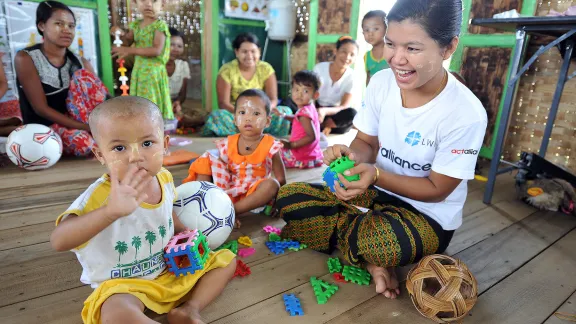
top-left (406, 254), bottom-right (478, 323)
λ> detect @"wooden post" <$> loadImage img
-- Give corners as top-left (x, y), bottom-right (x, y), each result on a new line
top-left (201, 0), bottom-right (213, 113)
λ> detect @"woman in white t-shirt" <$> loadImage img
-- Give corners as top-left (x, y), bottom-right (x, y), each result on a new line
top-left (313, 36), bottom-right (358, 134)
top-left (276, 0), bottom-right (487, 299)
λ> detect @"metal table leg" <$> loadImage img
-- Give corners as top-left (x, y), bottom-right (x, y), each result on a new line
top-left (483, 29), bottom-right (526, 204)
top-left (539, 38), bottom-right (575, 156)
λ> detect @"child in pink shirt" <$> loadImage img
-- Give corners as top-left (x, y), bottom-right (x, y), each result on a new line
top-left (274, 70), bottom-right (323, 168)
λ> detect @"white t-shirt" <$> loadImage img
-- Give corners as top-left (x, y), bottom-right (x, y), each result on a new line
top-left (56, 168), bottom-right (177, 288)
top-left (354, 69), bottom-right (487, 230)
top-left (313, 62), bottom-right (354, 107)
top-left (169, 59), bottom-right (191, 100)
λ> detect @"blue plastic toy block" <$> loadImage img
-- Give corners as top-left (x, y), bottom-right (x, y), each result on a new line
top-left (265, 240), bottom-right (300, 255)
top-left (164, 230), bottom-right (210, 277)
top-left (283, 294), bottom-right (304, 316)
top-left (322, 168), bottom-right (340, 193)
top-left (322, 156), bottom-right (360, 192)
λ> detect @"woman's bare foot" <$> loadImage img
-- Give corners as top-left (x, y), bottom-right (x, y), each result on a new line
top-left (366, 263), bottom-right (400, 299)
top-left (167, 304), bottom-right (205, 324)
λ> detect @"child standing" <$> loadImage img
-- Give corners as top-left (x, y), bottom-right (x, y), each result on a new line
top-left (112, 0), bottom-right (172, 120)
top-left (184, 89), bottom-right (286, 225)
top-left (50, 96), bottom-right (236, 324)
top-left (274, 70), bottom-right (323, 169)
top-left (362, 10), bottom-right (389, 85)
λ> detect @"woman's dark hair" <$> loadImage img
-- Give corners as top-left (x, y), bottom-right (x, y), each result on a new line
top-left (387, 0), bottom-right (462, 47)
top-left (36, 1), bottom-right (76, 36)
top-left (233, 32), bottom-right (260, 50)
top-left (336, 36), bottom-right (359, 50)
top-left (169, 27), bottom-right (182, 38)
top-left (363, 10), bottom-right (387, 24)
top-left (235, 89), bottom-right (271, 115)
top-left (293, 70), bottom-right (321, 92)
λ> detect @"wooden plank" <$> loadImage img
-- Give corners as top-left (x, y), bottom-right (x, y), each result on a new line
top-left (0, 260), bottom-right (83, 307)
top-left (544, 290), bottom-right (576, 324)
top-left (467, 230), bottom-right (576, 323)
top-left (327, 205), bottom-right (546, 324)
top-left (0, 222), bottom-right (54, 251)
top-left (0, 179), bottom-right (89, 201)
top-left (0, 243), bottom-right (75, 276)
top-left (0, 204), bottom-right (68, 231)
top-left (212, 272), bottom-right (376, 324)
top-left (0, 285), bottom-right (90, 324)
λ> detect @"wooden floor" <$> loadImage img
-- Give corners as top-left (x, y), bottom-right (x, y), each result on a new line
top-left (1, 133), bottom-right (576, 324)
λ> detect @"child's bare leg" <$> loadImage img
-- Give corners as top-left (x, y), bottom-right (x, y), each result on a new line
top-left (195, 174), bottom-right (212, 182)
top-left (168, 257), bottom-right (237, 324)
top-left (234, 179), bottom-right (280, 215)
top-left (101, 294), bottom-right (158, 323)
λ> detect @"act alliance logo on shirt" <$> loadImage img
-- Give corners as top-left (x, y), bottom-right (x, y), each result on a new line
top-left (405, 131), bottom-right (435, 148)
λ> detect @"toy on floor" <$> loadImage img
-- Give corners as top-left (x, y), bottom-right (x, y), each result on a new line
top-left (342, 265), bottom-right (371, 285)
top-left (164, 229), bottom-right (210, 277)
top-left (327, 257), bottom-right (343, 273)
top-left (238, 236), bottom-right (253, 247)
top-left (6, 124), bottom-right (63, 170)
top-left (163, 150), bottom-right (200, 166)
top-left (237, 247), bottom-right (256, 258)
top-left (333, 273), bottom-right (346, 283)
top-left (233, 259), bottom-right (251, 278)
top-left (215, 240), bottom-right (238, 254)
top-left (283, 294), bottom-right (304, 316)
top-left (517, 178), bottom-right (576, 215)
top-left (263, 225), bottom-right (282, 235)
top-left (310, 277), bottom-right (338, 304)
top-left (174, 181), bottom-right (235, 249)
top-left (406, 254), bottom-right (478, 323)
top-left (268, 233), bottom-right (281, 242)
top-left (323, 156), bottom-right (360, 192)
top-left (288, 243), bottom-right (307, 251)
top-left (265, 240), bottom-right (300, 255)
top-left (114, 30), bottom-right (129, 96)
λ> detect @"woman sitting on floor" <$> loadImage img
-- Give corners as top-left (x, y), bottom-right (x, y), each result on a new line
top-left (202, 32), bottom-right (292, 137)
top-left (14, 1), bottom-right (108, 157)
top-left (313, 36), bottom-right (359, 135)
top-left (276, 0), bottom-right (487, 299)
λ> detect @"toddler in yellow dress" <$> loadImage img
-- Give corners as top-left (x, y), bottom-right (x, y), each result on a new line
top-left (50, 96), bottom-right (236, 324)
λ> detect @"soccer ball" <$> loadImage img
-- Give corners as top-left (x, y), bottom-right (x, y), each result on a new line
top-left (173, 181), bottom-right (235, 249)
top-left (6, 124), bottom-right (63, 170)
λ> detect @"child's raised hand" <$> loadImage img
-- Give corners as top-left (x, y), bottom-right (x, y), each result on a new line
top-left (106, 164), bottom-right (152, 220)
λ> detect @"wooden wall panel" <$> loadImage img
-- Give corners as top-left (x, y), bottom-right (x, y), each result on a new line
top-left (316, 44), bottom-right (337, 63)
top-left (468, 0), bottom-right (522, 34)
top-left (317, 0), bottom-right (352, 35)
top-left (460, 47), bottom-right (511, 147)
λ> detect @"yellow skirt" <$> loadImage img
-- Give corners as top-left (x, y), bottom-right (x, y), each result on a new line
top-left (82, 250), bottom-right (235, 324)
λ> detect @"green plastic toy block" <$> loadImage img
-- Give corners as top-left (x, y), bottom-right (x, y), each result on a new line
top-left (269, 233), bottom-right (281, 242)
top-left (215, 240), bottom-right (238, 254)
top-left (342, 265), bottom-right (371, 285)
top-left (329, 156), bottom-right (360, 182)
top-left (327, 257), bottom-right (343, 273)
top-left (310, 276), bottom-right (339, 304)
top-left (288, 243), bottom-right (307, 251)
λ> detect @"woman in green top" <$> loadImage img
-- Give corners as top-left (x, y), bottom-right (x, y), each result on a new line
top-left (362, 10), bottom-right (390, 85)
top-left (112, 0), bottom-right (172, 120)
top-left (202, 33), bottom-right (292, 137)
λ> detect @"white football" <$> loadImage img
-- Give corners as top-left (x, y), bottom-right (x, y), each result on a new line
top-left (173, 181), bottom-right (235, 249)
top-left (6, 124), bottom-right (63, 170)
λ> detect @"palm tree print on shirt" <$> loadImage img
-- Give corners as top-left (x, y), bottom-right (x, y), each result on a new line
top-left (115, 241), bottom-right (128, 262)
top-left (159, 225), bottom-right (166, 246)
top-left (132, 236), bottom-right (142, 261)
top-left (145, 230), bottom-right (157, 255)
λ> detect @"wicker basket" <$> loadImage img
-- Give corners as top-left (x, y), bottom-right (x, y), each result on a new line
top-left (406, 255), bottom-right (478, 323)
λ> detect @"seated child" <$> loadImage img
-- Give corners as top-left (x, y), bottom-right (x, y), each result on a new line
top-left (168, 28), bottom-right (206, 129)
top-left (184, 89), bottom-right (286, 225)
top-left (50, 96), bottom-right (236, 324)
top-left (274, 70), bottom-right (323, 169)
top-left (0, 53), bottom-right (22, 137)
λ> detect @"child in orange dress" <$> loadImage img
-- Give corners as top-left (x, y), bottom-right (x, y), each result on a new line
top-left (183, 89), bottom-right (286, 226)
